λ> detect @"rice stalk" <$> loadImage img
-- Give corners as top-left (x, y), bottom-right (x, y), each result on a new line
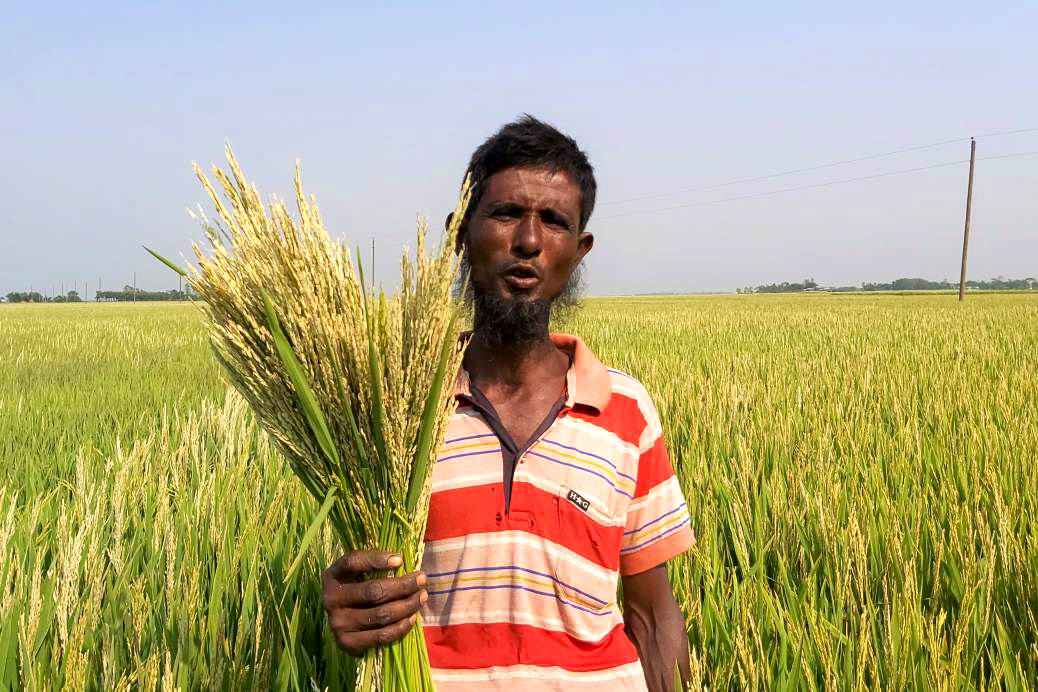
top-left (170, 146), bottom-right (469, 690)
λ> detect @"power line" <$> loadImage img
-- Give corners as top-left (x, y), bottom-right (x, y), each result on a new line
top-left (598, 150), bottom-right (1038, 221)
top-left (601, 127), bottom-right (1038, 207)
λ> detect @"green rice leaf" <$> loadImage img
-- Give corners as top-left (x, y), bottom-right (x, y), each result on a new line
top-left (143, 245), bottom-right (188, 277)
top-left (261, 290), bottom-right (340, 469)
top-left (406, 310), bottom-right (458, 514)
top-left (283, 487), bottom-right (338, 585)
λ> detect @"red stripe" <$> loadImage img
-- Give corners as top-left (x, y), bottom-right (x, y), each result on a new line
top-left (426, 482), bottom-right (623, 569)
top-left (633, 436), bottom-right (675, 497)
top-left (425, 622), bottom-right (639, 670)
top-left (566, 391), bottom-right (646, 448)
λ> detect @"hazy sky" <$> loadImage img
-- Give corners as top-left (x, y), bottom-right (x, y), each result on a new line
top-left (2, 1), bottom-right (1036, 297)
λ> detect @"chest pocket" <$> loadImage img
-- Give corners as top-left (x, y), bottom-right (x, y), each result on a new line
top-left (551, 473), bottom-right (625, 614)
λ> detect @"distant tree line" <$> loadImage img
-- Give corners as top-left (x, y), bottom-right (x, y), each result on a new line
top-left (4, 290), bottom-right (82, 303)
top-left (858, 277), bottom-right (1037, 292)
top-left (745, 278), bottom-right (819, 294)
top-left (96, 286), bottom-right (194, 302)
top-left (738, 276), bottom-right (1037, 294)
top-left (4, 285), bottom-right (197, 303)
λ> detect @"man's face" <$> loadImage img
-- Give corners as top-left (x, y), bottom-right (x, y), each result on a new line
top-left (459, 166), bottom-right (593, 305)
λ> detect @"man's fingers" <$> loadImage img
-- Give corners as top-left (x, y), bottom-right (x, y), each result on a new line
top-left (352, 587), bottom-right (425, 629)
top-left (324, 572), bottom-right (427, 610)
top-left (332, 612), bottom-right (420, 655)
top-left (325, 550), bottom-right (403, 582)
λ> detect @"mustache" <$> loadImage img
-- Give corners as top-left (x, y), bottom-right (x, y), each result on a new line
top-left (454, 253), bottom-right (585, 350)
top-left (454, 253), bottom-right (585, 311)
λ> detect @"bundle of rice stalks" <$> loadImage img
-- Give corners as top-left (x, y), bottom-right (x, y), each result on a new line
top-left (149, 146), bottom-right (469, 690)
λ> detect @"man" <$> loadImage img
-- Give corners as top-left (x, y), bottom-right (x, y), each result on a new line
top-left (322, 116), bottom-right (695, 690)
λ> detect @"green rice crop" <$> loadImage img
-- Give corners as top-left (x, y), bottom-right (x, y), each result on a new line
top-left (1, 293), bottom-right (1036, 689)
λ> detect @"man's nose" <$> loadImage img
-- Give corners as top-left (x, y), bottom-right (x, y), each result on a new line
top-left (511, 214), bottom-right (542, 258)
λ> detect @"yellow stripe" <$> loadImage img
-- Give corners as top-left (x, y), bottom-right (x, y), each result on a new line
top-left (533, 444), bottom-right (635, 492)
top-left (427, 573), bottom-right (609, 610)
top-left (441, 440), bottom-right (500, 456)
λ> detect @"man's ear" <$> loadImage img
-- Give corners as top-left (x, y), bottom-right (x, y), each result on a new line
top-left (575, 230), bottom-right (594, 266)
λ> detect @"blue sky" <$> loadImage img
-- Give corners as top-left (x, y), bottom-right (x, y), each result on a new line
top-left (2, 1), bottom-right (1036, 296)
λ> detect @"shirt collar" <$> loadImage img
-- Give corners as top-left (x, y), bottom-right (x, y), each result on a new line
top-left (453, 332), bottom-right (612, 413)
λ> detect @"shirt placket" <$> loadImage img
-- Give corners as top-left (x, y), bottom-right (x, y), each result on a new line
top-left (506, 405), bottom-right (568, 518)
top-left (464, 386), bottom-right (567, 517)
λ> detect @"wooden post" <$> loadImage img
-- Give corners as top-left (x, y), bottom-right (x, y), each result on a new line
top-left (959, 138), bottom-right (976, 301)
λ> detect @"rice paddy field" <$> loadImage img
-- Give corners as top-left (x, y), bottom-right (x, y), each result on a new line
top-left (1, 294), bottom-right (1036, 690)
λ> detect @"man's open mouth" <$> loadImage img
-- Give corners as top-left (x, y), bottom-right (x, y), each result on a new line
top-left (503, 264), bottom-right (540, 289)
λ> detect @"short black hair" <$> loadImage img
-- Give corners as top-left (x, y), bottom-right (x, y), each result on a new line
top-left (462, 115), bottom-right (597, 230)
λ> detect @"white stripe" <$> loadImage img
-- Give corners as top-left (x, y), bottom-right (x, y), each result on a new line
top-left (431, 470), bottom-right (500, 493)
top-left (432, 662), bottom-right (646, 683)
top-left (552, 416), bottom-right (641, 467)
top-left (421, 606), bottom-right (618, 641)
top-left (424, 530), bottom-right (619, 585)
top-left (624, 475), bottom-right (681, 514)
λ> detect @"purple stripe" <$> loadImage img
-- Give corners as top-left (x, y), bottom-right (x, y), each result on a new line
top-left (527, 450), bottom-right (631, 497)
top-left (623, 502), bottom-right (687, 536)
top-left (444, 432), bottom-right (497, 445)
top-left (607, 368), bottom-right (636, 381)
top-left (621, 517), bottom-right (691, 554)
top-left (427, 584), bottom-right (614, 616)
top-left (425, 564), bottom-right (608, 605)
top-left (437, 448), bottom-right (500, 464)
top-left (527, 451), bottom-right (634, 499)
top-left (541, 438), bottom-right (637, 484)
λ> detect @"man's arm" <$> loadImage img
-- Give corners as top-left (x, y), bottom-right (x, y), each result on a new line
top-left (622, 564), bottom-right (690, 692)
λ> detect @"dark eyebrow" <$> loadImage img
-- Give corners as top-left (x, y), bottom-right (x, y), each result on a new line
top-left (489, 201), bottom-right (524, 212)
top-left (540, 207), bottom-right (573, 229)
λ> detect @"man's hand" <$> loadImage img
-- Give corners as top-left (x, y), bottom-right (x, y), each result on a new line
top-left (322, 550), bottom-right (428, 657)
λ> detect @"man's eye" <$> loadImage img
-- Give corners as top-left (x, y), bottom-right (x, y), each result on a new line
top-left (491, 209), bottom-right (518, 219)
top-left (542, 214), bottom-right (569, 230)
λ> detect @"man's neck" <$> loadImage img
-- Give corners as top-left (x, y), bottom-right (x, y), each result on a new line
top-left (464, 329), bottom-right (568, 396)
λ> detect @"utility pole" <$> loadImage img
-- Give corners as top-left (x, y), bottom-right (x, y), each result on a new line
top-left (959, 137), bottom-right (976, 302)
top-left (371, 237), bottom-right (376, 282)
top-left (133, 271), bottom-right (137, 303)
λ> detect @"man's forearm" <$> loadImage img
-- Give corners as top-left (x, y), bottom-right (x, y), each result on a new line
top-left (622, 566), bottom-right (690, 691)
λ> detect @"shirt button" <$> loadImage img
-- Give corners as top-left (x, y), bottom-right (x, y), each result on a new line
top-left (495, 512), bottom-right (502, 522)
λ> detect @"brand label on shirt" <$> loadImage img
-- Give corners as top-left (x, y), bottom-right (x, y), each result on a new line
top-left (566, 489), bottom-right (590, 513)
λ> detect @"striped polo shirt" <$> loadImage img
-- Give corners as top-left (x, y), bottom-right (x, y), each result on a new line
top-left (421, 333), bottom-right (695, 690)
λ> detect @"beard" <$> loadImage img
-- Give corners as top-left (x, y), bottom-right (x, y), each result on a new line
top-left (456, 254), bottom-right (584, 353)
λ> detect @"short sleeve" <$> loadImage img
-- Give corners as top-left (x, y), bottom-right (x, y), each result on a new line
top-left (619, 401), bottom-right (695, 575)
